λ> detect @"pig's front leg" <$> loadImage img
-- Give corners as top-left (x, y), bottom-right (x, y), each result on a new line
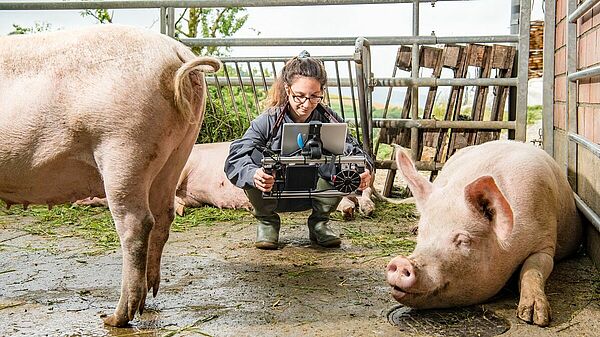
top-left (517, 251), bottom-right (554, 327)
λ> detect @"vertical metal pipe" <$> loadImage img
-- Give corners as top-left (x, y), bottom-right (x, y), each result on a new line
top-left (160, 7), bottom-right (166, 34)
top-left (223, 65), bottom-right (243, 128)
top-left (543, 0), bottom-right (556, 156)
top-left (566, 0), bottom-right (578, 188)
top-left (234, 61), bottom-right (252, 121)
top-left (347, 60), bottom-right (361, 141)
top-left (213, 74), bottom-right (227, 124)
top-left (246, 61), bottom-right (261, 115)
top-left (167, 7), bottom-right (175, 37)
top-left (515, 0), bottom-right (530, 141)
top-left (354, 37), bottom-right (372, 155)
top-left (334, 61), bottom-right (345, 119)
top-left (374, 64), bottom-right (398, 155)
top-left (410, 0), bottom-right (420, 160)
top-left (258, 62), bottom-right (269, 92)
top-left (205, 79), bottom-right (218, 140)
top-left (508, 0), bottom-right (520, 139)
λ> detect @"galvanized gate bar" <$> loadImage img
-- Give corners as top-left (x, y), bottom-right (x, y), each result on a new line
top-left (575, 194), bottom-right (600, 232)
top-left (568, 64), bottom-right (600, 82)
top-left (0, 0), bottom-right (473, 10)
top-left (182, 35), bottom-right (518, 47)
top-left (542, 0), bottom-right (555, 156)
top-left (569, 133), bottom-right (600, 158)
top-left (568, 0), bottom-right (600, 22)
top-left (514, 0), bottom-right (530, 141)
top-left (371, 119), bottom-right (515, 129)
top-left (204, 77), bottom-right (356, 87)
top-left (372, 77), bottom-right (518, 87)
top-left (565, 0), bottom-right (600, 236)
top-left (409, 0), bottom-right (420, 160)
top-left (566, 0), bottom-right (578, 186)
top-left (218, 55), bottom-right (355, 62)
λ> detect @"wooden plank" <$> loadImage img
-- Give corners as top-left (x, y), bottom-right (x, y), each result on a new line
top-left (430, 44), bottom-right (468, 181)
top-left (465, 44), bottom-right (493, 145)
top-left (477, 45), bottom-right (516, 144)
top-left (422, 47), bottom-right (445, 150)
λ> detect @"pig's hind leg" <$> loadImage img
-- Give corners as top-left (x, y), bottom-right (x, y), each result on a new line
top-left (146, 125), bottom-right (199, 301)
top-left (517, 251), bottom-right (554, 327)
top-left (95, 145), bottom-right (164, 327)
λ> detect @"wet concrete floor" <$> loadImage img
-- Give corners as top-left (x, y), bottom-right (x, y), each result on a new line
top-left (0, 208), bottom-right (598, 337)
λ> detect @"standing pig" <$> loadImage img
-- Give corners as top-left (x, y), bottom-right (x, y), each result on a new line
top-left (0, 25), bottom-right (220, 326)
top-left (386, 140), bottom-right (582, 326)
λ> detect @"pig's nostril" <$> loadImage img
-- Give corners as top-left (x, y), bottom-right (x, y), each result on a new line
top-left (387, 263), bottom-right (398, 273)
top-left (401, 268), bottom-right (411, 278)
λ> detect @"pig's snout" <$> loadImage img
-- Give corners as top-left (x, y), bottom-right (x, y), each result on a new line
top-left (386, 256), bottom-right (416, 299)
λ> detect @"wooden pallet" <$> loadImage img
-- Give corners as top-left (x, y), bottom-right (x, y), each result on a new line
top-left (379, 43), bottom-right (516, 196)
top-left (444, 44), bottom-right (516, 161)
top-left (379, 45), bottom-right (445, 197)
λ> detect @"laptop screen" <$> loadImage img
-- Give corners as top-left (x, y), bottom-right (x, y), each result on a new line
top-left (280, 122), bottom-right (347, 156)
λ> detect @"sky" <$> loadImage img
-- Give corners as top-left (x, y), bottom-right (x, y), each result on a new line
top-left (0, 0), bottom-right (545, 105)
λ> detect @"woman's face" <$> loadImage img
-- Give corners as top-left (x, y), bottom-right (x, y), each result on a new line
top-left (286, 76), bottom-right (323, 123)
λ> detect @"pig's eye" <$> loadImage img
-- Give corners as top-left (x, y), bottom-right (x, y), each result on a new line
top-left (453, 233), bottom-right (471, 247)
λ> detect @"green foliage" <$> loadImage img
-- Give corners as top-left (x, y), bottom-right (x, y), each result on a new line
top-left (199, 85), bottom-right (262, 143)
top-left (80, 9), bottom-right (113, 23)
top-left (527, 105), bottom-right (543, 125)
top-left (172, 206), bottom-right (250, 232)
top-left (176, 7), bottom-right (248, 56)
top-left (8, 22), bottom-right (52, 35)
top-left (0, 200), bottom-right (250, 254)
top-left (2, 203), bottom-right (117, 255)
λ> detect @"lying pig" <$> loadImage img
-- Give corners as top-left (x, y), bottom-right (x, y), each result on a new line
top-left (386, 140), bottom-right (582, 327)
top-left (175, 142), bottom-right (252, 214)
top-left (0, 25), bottom-right (220, 327)
top-left (78, 142), bottom-right (374, 219)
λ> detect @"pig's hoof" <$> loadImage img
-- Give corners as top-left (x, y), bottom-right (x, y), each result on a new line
top-left (102, 313), bottom-right (131, 327)
top-left (147, 274), bottom-right (161, 298)
top-left (517, 296), bottom-right (551, 327)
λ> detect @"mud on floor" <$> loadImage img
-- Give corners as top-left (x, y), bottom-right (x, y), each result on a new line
top-left (0, 203), bottom-right (598, 337)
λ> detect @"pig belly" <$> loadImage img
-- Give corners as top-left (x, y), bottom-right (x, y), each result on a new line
top-left (0, 156), bottom-right (104, 206)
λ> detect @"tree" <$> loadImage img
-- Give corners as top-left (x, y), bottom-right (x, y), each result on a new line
top-left (80, 9), bottom-right (113, 24)
top-left (175, 7), bottom-right (248, 56)
top-left (8, 22), bottom-right (52, 35)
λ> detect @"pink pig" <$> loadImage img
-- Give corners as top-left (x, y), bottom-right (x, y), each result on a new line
top-left (0, 25), bottom-right (220, 327)
top-left (386, 140), bottom-right (582, 327)
top-left (78, 141), bottom-right (374, 219)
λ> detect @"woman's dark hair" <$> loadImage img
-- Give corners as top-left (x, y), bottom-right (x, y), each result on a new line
top-left (264, 51), bottom-right (327, 108)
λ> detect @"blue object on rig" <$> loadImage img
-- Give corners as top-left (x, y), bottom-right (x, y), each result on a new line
top-left (297, 133), bottom-right (305, 150)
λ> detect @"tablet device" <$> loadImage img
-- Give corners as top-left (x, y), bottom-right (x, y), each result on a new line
top-left (280, 122), bottom-right (347, 156)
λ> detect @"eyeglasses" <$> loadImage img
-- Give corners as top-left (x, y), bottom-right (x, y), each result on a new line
top-left (288, 87), bottom-right (323, 105)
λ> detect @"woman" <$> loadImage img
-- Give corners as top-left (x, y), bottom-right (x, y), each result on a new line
top-left (224, 51), bottom-right (373, 250)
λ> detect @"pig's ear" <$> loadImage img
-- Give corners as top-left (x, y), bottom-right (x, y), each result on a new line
top-left (464, 176), bottom-right (514, 242)
top-left (395, 147), bottom-right (432, 207)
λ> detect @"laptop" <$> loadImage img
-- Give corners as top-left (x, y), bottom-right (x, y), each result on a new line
top-left (280, 122), bottom-right (348, 156)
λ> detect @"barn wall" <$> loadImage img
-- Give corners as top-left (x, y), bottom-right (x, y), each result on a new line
top-left (554, 0), bottom-right (600, 268)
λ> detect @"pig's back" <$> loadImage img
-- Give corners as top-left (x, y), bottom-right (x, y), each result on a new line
top-left (438, 140), bottom-right (581, 259)
top-left (0, 25), bottom-right (196, 204)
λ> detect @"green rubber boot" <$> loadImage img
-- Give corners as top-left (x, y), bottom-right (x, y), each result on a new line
top-left (246, 188), bottom-right (281, 250)
top-left (255, 216), bottom-right (281, 250)
top-left (308, 179), bottom-right (343, 248)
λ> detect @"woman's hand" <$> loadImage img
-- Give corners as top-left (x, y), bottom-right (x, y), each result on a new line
top-left (254, 167), bottom-right (275, 192)
top-left (358, 169), bottom-right (372, 191)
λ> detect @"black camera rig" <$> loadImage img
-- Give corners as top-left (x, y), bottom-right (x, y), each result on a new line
top-left (261, 121), bottom-right (367, 199)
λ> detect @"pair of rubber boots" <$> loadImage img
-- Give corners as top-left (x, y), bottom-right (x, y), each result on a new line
top-left (255, 213), bottom-right (341, 249)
